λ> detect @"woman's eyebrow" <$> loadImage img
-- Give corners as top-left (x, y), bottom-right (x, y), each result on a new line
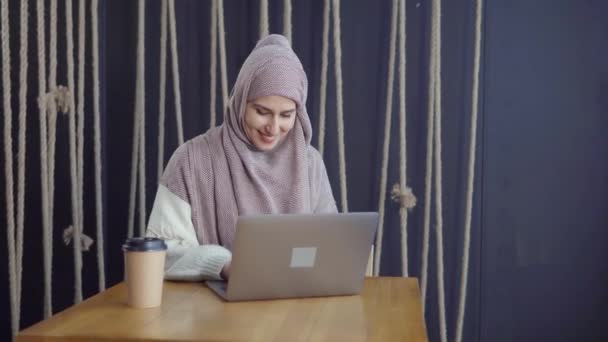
top-left (254, 103), bottom-right (296, 114)
top-left (253, 103), bottom-right (272, 112)
top-left (280, 108), bottom-right (296, 114)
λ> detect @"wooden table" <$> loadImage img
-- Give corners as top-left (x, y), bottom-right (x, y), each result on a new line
top-left (18, 277), bottom-right (428, 341)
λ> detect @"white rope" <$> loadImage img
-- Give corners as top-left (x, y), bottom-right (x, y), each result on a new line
top-left (431, 0), bottom-right (447, 340)
top-left (397, 0), bottom-right (409, 277)
top-left (455, 0), bottom-right (483, 341)
top-left (420, 4), bottom-right (437, 314)
top-left (36, 0), bottom-right (53, 319)
top-left (137, 0), bottom-right (146, 237)
top-left (217, 0), bottom-right (228, 111)
top-left (1, 0), bottom-right (18, 336)
top-left (332, 0), bottom-right (348, 212)
top-left (91, 0), bottom-right (106, 292)
top-left (373, 0), bottom-right (398, 276)
top-left (157, 0), bottom-right (168, 179)
top-left (128, 0), bottom-right (146, 238)
top-left (209, 0), bottom-right (217, 128)
top-left (74, 0), bottom-right (87, 304)
top-left (283, 0), bottom-right (292, 42)
top-left (259, 0), bottom-right (269, 38)
top-left (47, 0), bottom-right (58, 237)
top-left (317, 0), bottom-right (329, 155)
top-left (64, 0), bottom-right (83, 310)
top-left (168, 0), bottom-right (184, 145)
top-left (14, 0), bottom-right (29, 335)
top-left (127, 112), bottom-right (139, 239)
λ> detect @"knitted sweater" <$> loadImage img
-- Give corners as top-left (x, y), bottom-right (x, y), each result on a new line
top-left (146, 146), bottom-right (338, 281)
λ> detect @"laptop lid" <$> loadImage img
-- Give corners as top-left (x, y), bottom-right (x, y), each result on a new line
top-left (223, 212), bottom-right (378, 301)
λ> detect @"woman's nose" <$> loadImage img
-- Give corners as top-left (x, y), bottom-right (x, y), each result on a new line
top-left (265, 118), bottom-right (279, 135)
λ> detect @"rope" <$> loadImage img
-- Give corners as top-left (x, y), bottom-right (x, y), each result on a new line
top-left (127, 115), bottom-right (139, 239)
top-left (431, 0), bottom-right (447, 340)
top-left (283, 0), bottom-right (292, 42)
top-left (128, 0), bottom-right (147, 238)
top-left (332, 0), bottom-right (348, 212)
top-left (158, 0), bottom-right (168, 179)
top-left (420, 1), bottom-right (437, 314)
top-left (373, 0), bottom-right (398, 276)
top-left (72, 0), bottom-right (87, 304)
top-left (397, 0), bottom-right (410, 277)
top-left (47, 1), bottom-right (58, 239)
top-left (259, 0), bottom-right (269, 38)
top-left (455, 0), bottom-right (483, 340)
top-left (317, 0), bottom-right (329, 155)
top-left (1, 0), bottom-right (18, 336)
top-left (168, 0), bottom-right (184, 145)
top-left (137, 0), bottom-right (146, 236)
top-left (36, 0), bottom-right (53, 319)
top-left (127, 0), bottom-right (141, 239)
top-left (64, 0), bottom-right (83, 310)
top-left (91, 0), bottom-right (106, 292)
top-left (209, 0), bottom-right (217, 128)
top-left (14, 0), bottom-right (29, 335)
top-left (217, 0), bottom-right (228, 111)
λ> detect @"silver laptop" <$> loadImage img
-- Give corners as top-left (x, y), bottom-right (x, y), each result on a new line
top-left (207, 212), bottom-right (378, 301)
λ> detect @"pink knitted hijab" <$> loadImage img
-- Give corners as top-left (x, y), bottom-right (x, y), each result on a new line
top-left (161, 34), bottom-right (316, 249)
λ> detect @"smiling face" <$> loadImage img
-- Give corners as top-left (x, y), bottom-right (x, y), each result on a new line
top-left (243, 95), bottom-right (297, 151)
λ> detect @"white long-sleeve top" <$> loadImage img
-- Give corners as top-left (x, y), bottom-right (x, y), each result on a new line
top-left (146, 184), bottom-right (232, 281)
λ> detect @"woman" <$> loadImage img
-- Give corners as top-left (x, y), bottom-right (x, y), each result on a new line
top-left (146, 34), bottom-right (337, 281)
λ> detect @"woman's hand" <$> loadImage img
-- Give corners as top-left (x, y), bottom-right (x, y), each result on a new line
top-left (221, 261), bottom-right (231, 280)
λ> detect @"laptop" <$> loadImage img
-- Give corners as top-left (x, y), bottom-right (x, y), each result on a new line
top-left (207, 212), bottom-right (378, 301)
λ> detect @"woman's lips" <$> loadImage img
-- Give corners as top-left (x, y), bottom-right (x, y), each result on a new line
top-left (258, 131), bottom-right (277, 144)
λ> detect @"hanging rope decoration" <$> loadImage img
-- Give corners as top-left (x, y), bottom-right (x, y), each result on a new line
top-left (373, 0), bottom-right (399, 276)
top-left (420, 11), bottom-right (435, 318)
top-left (283, 0), bottom-right (292, 42)
top-left (47, 1), bottom-right (59, 251)
top-left (430, 0), bottom-right (448, 340)
top-left (217, 0), bottom-right (228, 111)
top-left (73, 0), bottom-right (88, 303)
top-left (373, 0), bottom-right (416, 277)
top-left (157, 0), bottom-right (185, 178)
top-left (91, 0), bottom-right (106, 292)
top-left (394, 0), bottom-right (416, 277)
top-left (128, 0), bottom-right (147, 238)
top-left (14, 0), bottom-right (29, 330)
top-left (331, 0), bottom-right (348, 213)
top-left (259, 0), bottom-right (269, 38)
top-left (455, 0), bottom-right (483, 341)
top-left (209, 0), bottom-right (217, 128)
top-left (209, 0), bottom-right (228, 128)
top-left (316, 0), bottom-right (330, 155)
top-left (168, 0), bottom-right (184, 146)
top-left (2, 0), bottom-right (18, 336)
top-left (64, 0), bottom-right (82, 307)
top-left (4, 0), bottom-right (31, 337)
top-left (316, 0), bottom-right (349, 213)
top-left (158, 0), bottom-right (168, 179)
top-left (35, 0), bottom-right (54, 319)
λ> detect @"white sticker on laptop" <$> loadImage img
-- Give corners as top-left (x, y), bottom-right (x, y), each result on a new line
top-left (290, 247), bottom-right (317, 268)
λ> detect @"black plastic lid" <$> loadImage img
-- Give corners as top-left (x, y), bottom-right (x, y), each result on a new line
top-left (122, 237), bottom-right (167, 252)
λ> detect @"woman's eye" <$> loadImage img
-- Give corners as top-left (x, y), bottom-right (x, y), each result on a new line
top-left (281, 113), bottom-right (293, 118)
top-left (255, 108), bottom-right (267, 115)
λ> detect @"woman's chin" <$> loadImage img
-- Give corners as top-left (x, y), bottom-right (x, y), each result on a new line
top-left (254, 138), bottom-right (279, 151)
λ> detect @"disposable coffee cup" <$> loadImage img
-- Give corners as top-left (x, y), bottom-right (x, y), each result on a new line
top-left (123, 237), bottom-right (167, 308)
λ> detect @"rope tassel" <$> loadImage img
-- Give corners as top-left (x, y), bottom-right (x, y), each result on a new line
top-left (391, 183), bottom-right (417, 210)
top-left (62, 226), bottom-right (94, 252)
top-left (39, 86), bottom-right (72, 114)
